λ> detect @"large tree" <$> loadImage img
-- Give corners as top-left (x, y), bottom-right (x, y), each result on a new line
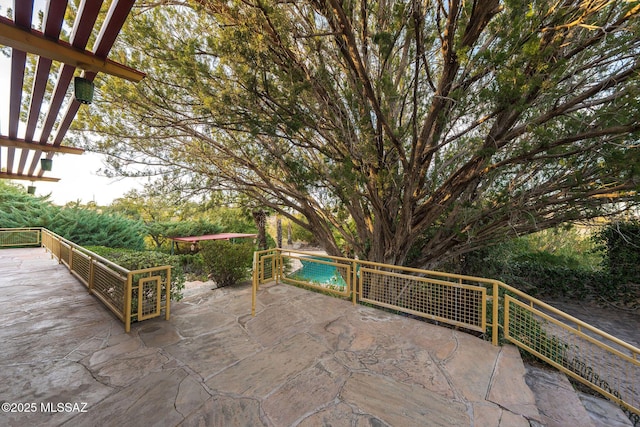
top-left (77, 0), bottom-right (640, 268)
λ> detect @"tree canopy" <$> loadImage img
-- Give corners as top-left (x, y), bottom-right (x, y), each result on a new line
top-left (76, 0), bottom-right (640, 267)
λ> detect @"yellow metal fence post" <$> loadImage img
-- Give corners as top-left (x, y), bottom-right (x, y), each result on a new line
top-left (276, 249), bottom-right (281, 284)
top-left (125, 273), bottom-right (133, 333)
top-left (252, 252), bottom-right (258, 317)
top-left (165, 267), bottom-right (171, 320)
top-left (492, 281), bottom-right (500, 346)
top-left (352, 260), bottom-right (357, 306)
top-left (88, 257), bottom-right (95, 294)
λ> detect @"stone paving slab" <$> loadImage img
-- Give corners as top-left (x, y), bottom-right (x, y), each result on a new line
top-left (525, 364), bottom-right (596, 427)
top-left (0, 248), bottom-right (543, 426)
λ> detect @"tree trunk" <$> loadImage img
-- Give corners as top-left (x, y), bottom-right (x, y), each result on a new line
top-left (252, 210), bottom-right (268, 250)
top-left (276, 217), bottom-right (282, 248)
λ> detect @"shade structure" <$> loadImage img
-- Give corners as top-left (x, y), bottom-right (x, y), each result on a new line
top-left (170, 233), bottom-right (258, 243)
top-left (0, 1), bottom-right (145, 183)
top-left (168, 233), bottom-right (258, 255)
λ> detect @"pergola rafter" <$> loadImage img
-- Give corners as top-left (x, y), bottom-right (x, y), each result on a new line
top-left (0, 0), bottom-right (145, 183)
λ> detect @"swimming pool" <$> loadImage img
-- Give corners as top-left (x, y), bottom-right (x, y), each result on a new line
top-left (289, 256), bottom-right (348, 289)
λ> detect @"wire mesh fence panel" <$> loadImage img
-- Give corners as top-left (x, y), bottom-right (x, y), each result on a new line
top-left (0, 229), bottom-right (40, 247)
top-left (59, 242), bottom-right (71, 267)
top-left (71, 249), bottom-right (91, 287)
top-left (359, 267), bottom-right (486, 332)
top-left (261, 254), bottom-right (277, 283)
top-left (130, 268), bottom-right (171, 321)
top-left (136, 276), bottom-right (162, 320)
top-left (505, 296), bottom-right (639, 417)
top-left (91, 261), bottom-right (127, 320)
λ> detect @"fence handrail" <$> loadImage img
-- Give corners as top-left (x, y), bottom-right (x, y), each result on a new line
top-left (42, 228), bottom-right (175, 282)
top-left (500, 281), bottom-right (640, 356)
top-left (0, 227), bottom-right (41, 231)
top-left (43, 228), bottom-right (132, 275)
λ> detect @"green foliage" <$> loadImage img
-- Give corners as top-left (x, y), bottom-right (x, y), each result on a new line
top-left (591, 221), bottom-right (640, 304)
top-left (50, 206), bottom-right (146, 249)
top-left (458, 226), bottom-right (613, 300)
top-left (206, 207), bottom-right (256, 233)
top-left (86, 246), bottom-right (185, 301)
top-left (594, 221), bottom-right (640, 283)
top-left (78, 1), bottom-right (640, 268)
top-left (0, 182), bottom-right (145, 249)
top-left (199, 240), bottom-right (254, 287)
top-left (500, 261), bottom-right (606, 299)
top-left (0, 181), bottom-right (55, 228)
top-left (290, 219), bottom-right (318, 246)
top-left (106, 186), bottom-right (226, 250)
top-left (177, 253), bottom-right (206, 279)
top-left (267, 215), bottom-right (317, 247)
top-left (106, 185), bottom-right (192, 222)
top-left (519, 228), bottom-right (602, 270)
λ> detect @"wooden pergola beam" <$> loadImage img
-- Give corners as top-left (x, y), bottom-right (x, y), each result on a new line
top-left (0, 16), bottom-right (145, 83)
top-left (0, 136), bottom-right (84, 155)
top-left (0, 172), bottom-right (60, 182)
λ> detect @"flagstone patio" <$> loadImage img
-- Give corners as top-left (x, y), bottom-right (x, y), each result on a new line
top-left (0, 248), bottom-right (544, 426)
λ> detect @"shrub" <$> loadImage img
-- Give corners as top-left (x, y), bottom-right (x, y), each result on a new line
top-left (177, 253), bottom-right (207, 279)
top-left (86, 246), bottom-right (185, 301)
top-left (0, 183), bottom-right (145, 250)
top-left (594, 221), bottom-right (640, 284)
top-left (592, 221), bottom-right (640, 305)
top-left (456, 229), bottom-right (611, 301)
top-left (200, 240), bottom-right (254, 287)
top-left (501, 260), bottom-right (607, 299)
top-left (51, 207), bottom-right (146, 250)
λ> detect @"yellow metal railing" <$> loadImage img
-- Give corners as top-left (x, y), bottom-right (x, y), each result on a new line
top-left (252, 248), bottom-right (640, 417)
top-left (252, 249), bottom-right (279, 316)
top-left (502, 289), bottom-right (639, 419)
top-left (0, 227), bottom-right (41, 247)
top-left (359, 266), bottom-right (486, 332)
top-left (0, 228), bottom-right (172, 332)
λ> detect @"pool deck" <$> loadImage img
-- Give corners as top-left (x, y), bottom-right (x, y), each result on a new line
top-left (0, 247), bottom-right (568, 426)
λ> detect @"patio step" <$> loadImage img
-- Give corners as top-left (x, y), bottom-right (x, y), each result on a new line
top-left (524, 364), bottom-right (633, 427)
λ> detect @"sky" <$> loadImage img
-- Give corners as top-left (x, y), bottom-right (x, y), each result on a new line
top-left (0, 0), bottom-right (143, 205)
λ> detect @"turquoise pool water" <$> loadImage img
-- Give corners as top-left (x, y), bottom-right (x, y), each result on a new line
top-left (290, 256), bottom-right (348, 288)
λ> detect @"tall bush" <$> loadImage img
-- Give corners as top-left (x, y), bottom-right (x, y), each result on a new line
top-left (595, 221), bottom-right (640, 285)
top-left (51, 207), bottom-right (145, 249)
top-left (0, 183), bottom-right (145, 249)
top-left (457, 228), bottom-right (608, 300)
top-left (0, 182), bottom-right (55, 228)
top-left (200, 240), bottom-right (254, 287)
